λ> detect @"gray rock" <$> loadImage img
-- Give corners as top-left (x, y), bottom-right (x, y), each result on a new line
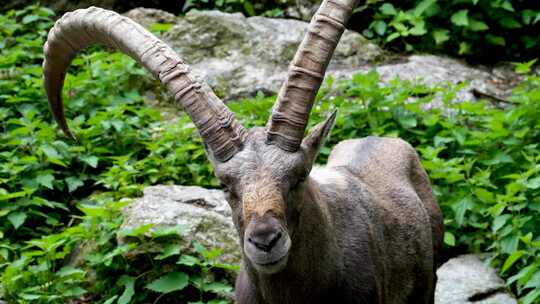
top-left (121, 185), bottom-right (240, 266)
top-left (125, 8), bottom-right (382, 100)
top-left (435, 255), bottom-right (517, 304)
top-left (123, 7), bottom-right (177, 29)
top-left (124, 8), bottom-right (517, 105)
top-left (370, 55), bottom-right (513, 104)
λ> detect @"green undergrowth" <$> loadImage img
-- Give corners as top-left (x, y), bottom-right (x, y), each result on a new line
top-left (358, 0), bottom-right (540, 63)
top-left (1, 5), bottom-right (539, 304)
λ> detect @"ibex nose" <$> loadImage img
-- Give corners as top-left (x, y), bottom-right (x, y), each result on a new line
top-left (248, 231), bottom-right (282, 252)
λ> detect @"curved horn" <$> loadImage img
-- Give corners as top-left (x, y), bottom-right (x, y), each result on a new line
top-left (43, 7), bottom-right (247, 162)
top-left (266, 0), bottom-right (357, 151)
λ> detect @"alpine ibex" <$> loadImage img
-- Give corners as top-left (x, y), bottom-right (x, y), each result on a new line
top-left (43, 0), bottom-right (443, 303)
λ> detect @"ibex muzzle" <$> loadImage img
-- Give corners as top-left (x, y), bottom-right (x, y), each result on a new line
top-left (43, 0), bottom-right (443, 303)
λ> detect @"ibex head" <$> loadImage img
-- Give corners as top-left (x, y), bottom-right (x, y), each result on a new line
top-left (44, 0), bottom-right (353, 275)
top-left (212, 112), bottom-right (335, 273)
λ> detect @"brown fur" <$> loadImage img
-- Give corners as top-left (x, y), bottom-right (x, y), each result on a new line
top-left (212, 125), bottom-right (443, 304)
top-left (41, 4), bottom-right (442, 304)
top-left (243, 178), bottom-right (286, 221)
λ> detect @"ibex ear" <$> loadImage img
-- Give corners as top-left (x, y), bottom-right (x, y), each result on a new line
top-left (301, 110), bottom-right (337, 165)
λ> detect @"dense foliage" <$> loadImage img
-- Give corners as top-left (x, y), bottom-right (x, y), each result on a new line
top-left (182, 0), bottom-right (285, 17)
top-left (0, 6), bottom-right (229, 303)
top-left (356, 0), bottom-right (540, 62)
top-left (1, 4), bottom-right (539, 304)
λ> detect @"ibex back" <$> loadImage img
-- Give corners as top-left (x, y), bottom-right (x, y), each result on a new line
top-left (42, 0), bottom-right (443, 303)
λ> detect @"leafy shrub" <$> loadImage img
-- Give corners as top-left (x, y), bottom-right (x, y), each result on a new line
top-left (317, 71), bottom-right (540, 303)
top-left (1, 4), bottom-right (540, 304)
top-left (0, 5), bottom-right (223, 303)
top-left (359, 0), bottom-right (540, 62)
top-left (182, 0), bottom-right (284, 17)
top-left (1, 193), bottom-right (236, 303)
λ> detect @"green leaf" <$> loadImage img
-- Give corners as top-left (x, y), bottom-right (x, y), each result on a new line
top-left (203, 281), bottom-right (233, 293)
top-left (372, 20), bottom-right (387, 36)
top-left (499, 17), bottom-right (521, 29)
top-left (500, 1), bottom-right (514, 12)
top-left (118, 276), bottom-right (135, 304)
top-left (80, 155), bottom-right (99, 168)
top-left (8, 212), bottom-right (27, 229)
top-left (486, 34), bottom-right (506, 46)
top-left (523, 289), bottom-right (540, 304)
top-left (41, 144), bottom-right (62, 160)
top-left (493, 214), bottom-right (511, 232)
top-left (481, 151), bottom-right (513, 165)
top-left (474, 188), bottom-right (494, 203)
top-left (22, 14), bottom-right (39, 24)
top-left (36, 173), bottom-right (55, 189)
top-left (524, 271), bottom-right (540, 290)
top-left (525, 176), bottom-right (540, 189)
top-left (432, 29), bottom-right (449, 45)
top-left (414, 0), bottom-right (437, 16)
top-left (451, 10), bottom-right (469, 27)
top-left (78, 204), bottom-right (110, 217)
top-left (243, 1), bottom-right (255, 16)
top-left (397, 114), bottom-right (417, 128)
top-left (145, 272), bottom-right (189, 294)
top-left (149, 23), bottom-right (172, 33)
top-left (380, 3), bottom-right (397, 15)
top-left (452, 197), bottom-right (473, 226)
top-left (458, 41), bottom-right (471, 54)
top-left (57, 266), bottom-right (85, 278)
top-left (468, 20), bottom-right (489, 31)
top-left (155, 244), bottom-right (182, 260)
top-left (65, 176), bottom-right (84, 192)
top-left (103, 296), bottom-right (118, 304)
top-left (443, 232), bottom-right (455, 246)
top-left (20, 294), bottom-right (41, 301)
top-left (386, 32), bottom-right (401, 42)
top-left (151, 225), bottom-right (187, 238)
top-left (177, 255), bottom-right (200, 266)
top-left (500, 234), bottom-right (519, 254)
top-left (64, 287), bottom-right (87, 297)
top-left (502, 251), bottom-right (525, 273)
top-left (514, 59), bottom-right (538, 74)
top-left (118, 223), bottom-right (154, 237)
top-left (409, 23), bottom-right (427, 36)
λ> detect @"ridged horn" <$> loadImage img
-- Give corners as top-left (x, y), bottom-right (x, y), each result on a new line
top-left (266, 0), bottom-right (358, 151)
top-left (43, 7), bottom-right (247, 162)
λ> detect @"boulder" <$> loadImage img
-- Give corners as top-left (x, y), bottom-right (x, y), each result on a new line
top-left (435, 255), bottom-right (517, 304)
top-left (123, 7), bottom-right (176, 28)
top-left (125, 8), bottom-right (382, 100)
top-left (125, 8), bottom-right (517, 104)
top-left (121, 185), bottom-right (240, 265)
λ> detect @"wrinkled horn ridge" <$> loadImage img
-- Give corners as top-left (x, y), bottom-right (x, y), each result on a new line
top-left (267, 0), bottom-right (358, 151)
top-left (43, 6), bottom-right (246, 162)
